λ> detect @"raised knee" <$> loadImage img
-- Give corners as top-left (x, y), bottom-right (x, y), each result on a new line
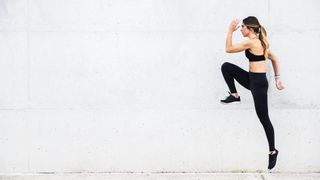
top-left (221, 62), bottom-right (231, 72)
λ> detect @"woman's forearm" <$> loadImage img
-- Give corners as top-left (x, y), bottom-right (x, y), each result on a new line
top-left (225, 30), bottom-right (233, 52)
top-left (271, 59), bottom-right (281, 76)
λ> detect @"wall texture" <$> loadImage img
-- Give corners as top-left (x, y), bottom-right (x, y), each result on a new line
top-left (0, 0), bottom-right (319, 173)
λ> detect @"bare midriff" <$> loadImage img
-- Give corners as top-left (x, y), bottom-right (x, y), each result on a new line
top-left (249, 60), bottom-right (267, 73)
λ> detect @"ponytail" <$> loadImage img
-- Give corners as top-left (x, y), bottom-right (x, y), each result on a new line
top-left (259, 26), bottom-right (269, 58)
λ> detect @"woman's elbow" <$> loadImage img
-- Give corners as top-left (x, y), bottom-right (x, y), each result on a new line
top-left (225, 48), bottom-right (232, 53)
top-left (269, 56), bottom-right (279, 63)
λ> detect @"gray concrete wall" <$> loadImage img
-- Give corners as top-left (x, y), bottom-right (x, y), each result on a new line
top-left (0, 0), bottom-right (319, 173)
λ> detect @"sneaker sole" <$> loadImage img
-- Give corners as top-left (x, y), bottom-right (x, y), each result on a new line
top-left (220, 101), bottom-right (241, 104)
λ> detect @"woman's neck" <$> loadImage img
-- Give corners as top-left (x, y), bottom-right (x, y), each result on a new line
top-left (248, 33), bottom-right (258, 40)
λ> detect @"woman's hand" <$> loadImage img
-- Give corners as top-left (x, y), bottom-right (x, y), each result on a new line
top-left (229, 19), bottom-right (240, 32)
top-left (275, 79), bottom-right (285, 90)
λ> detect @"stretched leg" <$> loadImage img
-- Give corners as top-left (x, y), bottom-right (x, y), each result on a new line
top-left (250, 78), bottom-right (275, 151)
top-left (250, 79), bottom-right (279, 170)
top-left (221, 62), bottom-right (250, 93)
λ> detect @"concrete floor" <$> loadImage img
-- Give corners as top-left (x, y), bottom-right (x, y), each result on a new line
top-left (0, 173), bottom-right (319, 180)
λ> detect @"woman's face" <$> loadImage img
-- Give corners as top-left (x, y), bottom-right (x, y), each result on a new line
top-left (240, 24), bottom-right (251, 37)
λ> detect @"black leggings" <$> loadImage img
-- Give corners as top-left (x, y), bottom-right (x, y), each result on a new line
top-left (221, 62), bottom-right (275, 151)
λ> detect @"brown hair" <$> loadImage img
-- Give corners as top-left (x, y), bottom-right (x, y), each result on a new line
top-left (243, 16), bottom-right (269, 57)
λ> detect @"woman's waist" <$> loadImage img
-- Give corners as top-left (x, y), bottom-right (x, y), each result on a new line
top-left (248, 64), bottom-right (267, 79)
top-left (249, 61), bottom-right (267, 73)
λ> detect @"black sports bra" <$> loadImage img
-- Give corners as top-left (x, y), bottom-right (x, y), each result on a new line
top-left (245, 49), bottom-right (265, 62)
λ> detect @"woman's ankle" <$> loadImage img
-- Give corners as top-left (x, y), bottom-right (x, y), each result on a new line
top-left (230, 93), bottom-right (239, 97)
top-left (269, 150), bottom-right (277, 155)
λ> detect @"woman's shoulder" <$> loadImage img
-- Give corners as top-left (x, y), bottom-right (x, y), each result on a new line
top-left (250, 38), bottom-right (261, 44)
top-left (242, 39), bottom-right (256, 47)
top-left (250, 39), bottom-right (264, 48)
top-left (241, 39), bottom-right (259, 51)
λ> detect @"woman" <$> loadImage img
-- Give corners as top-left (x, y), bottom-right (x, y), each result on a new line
top-left (220, 16), bottom-right (285, 170)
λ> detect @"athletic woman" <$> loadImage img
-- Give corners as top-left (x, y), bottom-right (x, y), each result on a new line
top-left (220, 16), bottom-right (285, 170)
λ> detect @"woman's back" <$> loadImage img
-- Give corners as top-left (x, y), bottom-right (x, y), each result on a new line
top-left (248, 39), bottom-right (267, 73)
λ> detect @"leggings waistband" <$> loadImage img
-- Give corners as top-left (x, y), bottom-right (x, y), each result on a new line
top-left (249, 71), bottom-right (266, 74)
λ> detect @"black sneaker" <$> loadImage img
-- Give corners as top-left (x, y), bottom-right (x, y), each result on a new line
top-left (220, 92), bottom-right (241, 104)
top-left (268, 149), bottom-right (279, 170)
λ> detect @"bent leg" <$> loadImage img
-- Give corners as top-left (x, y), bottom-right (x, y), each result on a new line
top-left (221, 62), bottom-right (250, 93)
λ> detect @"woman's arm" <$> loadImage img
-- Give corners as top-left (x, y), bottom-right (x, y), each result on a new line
top-left (225, 19), bottom-right (251, 53)
top-left (268, 50), bottom-right (280, 76)
top-left (268, 50), bottom-right (285, 90)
